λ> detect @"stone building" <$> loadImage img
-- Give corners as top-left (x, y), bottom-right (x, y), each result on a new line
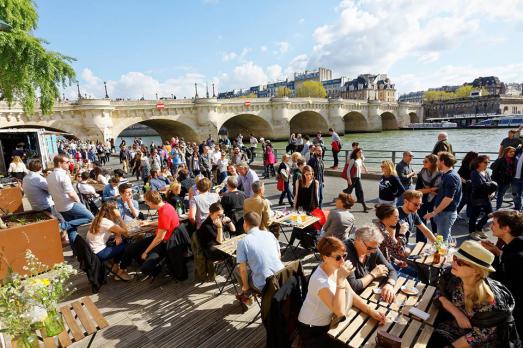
top-left (398, 91), bottom-right (424, 103)
top-left (341, 74), bottom-right (396, 102)
top-left (424, 95), bottom-right (523, 120)
top-left (472, 76), bottom-right (506, 95)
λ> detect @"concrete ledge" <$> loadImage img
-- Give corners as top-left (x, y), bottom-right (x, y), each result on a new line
top-left (249, 163), bottom-right (382, 180)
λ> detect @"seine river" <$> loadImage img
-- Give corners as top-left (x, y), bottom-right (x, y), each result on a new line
top-left (117, 128), bottom-right (509, 154)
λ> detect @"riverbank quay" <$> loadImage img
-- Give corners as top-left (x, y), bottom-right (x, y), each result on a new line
top-left (15, 156), bottom-right (494, 347)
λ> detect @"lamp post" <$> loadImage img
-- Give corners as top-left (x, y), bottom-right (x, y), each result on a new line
top-left (76, 81), bottom-right (82, 100)
top-left (212, 83), bottom-right (216, 98)
top-left (194, 83), bottom-right (199, 98)
top-left (104, 81), bottom-right (109, 99)
top-left (206, 83), bottom-right (209, 99)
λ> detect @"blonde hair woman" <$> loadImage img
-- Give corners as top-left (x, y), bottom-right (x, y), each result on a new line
top-left (428, 240), bottom-right (519, 347)
top-left (8, 155), bottom-right (28, 180)
top-left (86, 201), bottom-right (133, 280)
top-left (378, 160), bottom-right (404, 206)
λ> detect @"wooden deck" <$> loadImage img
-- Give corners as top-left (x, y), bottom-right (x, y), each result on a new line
top-left (60, 240), bottom-right (318, 348)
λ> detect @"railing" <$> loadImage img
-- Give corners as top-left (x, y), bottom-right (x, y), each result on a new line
top-left (253, 147), bottom-right (499, 172)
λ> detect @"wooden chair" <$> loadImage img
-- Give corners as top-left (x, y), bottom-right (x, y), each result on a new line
top-left (9, 296), bottom-right (109, 348)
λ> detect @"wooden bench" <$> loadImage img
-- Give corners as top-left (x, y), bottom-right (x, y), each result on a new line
top-left (11, 296), bottom-right (109, 348)
top-left (329, 302), bottom-right (434, 347)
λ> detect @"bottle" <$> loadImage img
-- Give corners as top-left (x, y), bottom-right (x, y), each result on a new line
top-left (176, 200), bottom-right (183, 216)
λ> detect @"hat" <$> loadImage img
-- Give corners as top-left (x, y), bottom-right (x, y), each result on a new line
top-left (454, 240), bottom-right (496, 272)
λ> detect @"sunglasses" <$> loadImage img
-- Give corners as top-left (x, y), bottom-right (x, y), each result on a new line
top-left (452, 255), bottom-right (471, 268)
top-left (362, 239), bottom-right (378, 251)
top-left (331, 253), bottom-right (348, 261)
top-left (407, 200), bottom-right (422, 207)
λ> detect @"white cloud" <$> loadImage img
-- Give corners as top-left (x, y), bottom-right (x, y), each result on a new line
top-left (260, 45), bottom-right (268, 52)
top-left (276, 41), bottom-right (289, 55)
top-left (266, 64), bottom-right (283, 81)
top-left (310, 0), bottom-right (523, 76)
top-left (395, 62), bottom-right (523, 94)
top-left (298, 18), bottom-right (305, 24)
top-left (284, 54), bottom-right (309, 78)
top-left (222, 51), bottom-right (238, 62)
top-left (63, 68), bottom-right (206, 100)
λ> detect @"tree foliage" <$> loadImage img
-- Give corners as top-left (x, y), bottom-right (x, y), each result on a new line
top-left (240, 92), bottom-right (257, 98)
top-left (423, 84), bottom-right (489, 102)
top-left (275, 86), bottom-right (292, 97)
top-left (295, 80), bottom-right (327, 98)
top-left (0, 0), bottom-right (76, 115)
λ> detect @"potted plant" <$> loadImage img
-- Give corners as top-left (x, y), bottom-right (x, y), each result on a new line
top-left (0, 250), bottom-right (76, 346)
top-left (0, 211), bottom-right (63, 280)
top-left (0, 184), bottom-right (23, 214)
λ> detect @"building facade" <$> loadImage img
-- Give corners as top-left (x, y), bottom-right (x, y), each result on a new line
top-left (398, 91), bottom-right (424, 103)
top-left (341, 74), bottom-right (396, 102)
top-left (424, 95), bottom-right (523, 120)
top-left (472, 76), bottom-right (506, 95)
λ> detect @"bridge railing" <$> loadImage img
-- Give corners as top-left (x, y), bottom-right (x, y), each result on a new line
top-left (253, 147), bottom-right (498, 172)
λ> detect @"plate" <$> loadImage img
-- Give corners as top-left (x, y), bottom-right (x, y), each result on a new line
top-left (400, 285), bottom-right (419, 296)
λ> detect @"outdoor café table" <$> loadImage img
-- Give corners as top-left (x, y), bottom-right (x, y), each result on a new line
top-left (358, 275), bottom-right (439, 327)
top-left (408, 242), bottom-right (452, 284)
top-left (328, 300), bottom-right (434, 347)
top-left (213, 234), bottom-right (246, 294)
top-left (270, 212), bottom-right (319, 255)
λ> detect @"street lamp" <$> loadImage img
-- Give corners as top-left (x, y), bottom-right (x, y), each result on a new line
top-left (104, 81), bottom-right (109, 99)
top-left (0, 19), bottom-right (12, 32)
top-left (76, 81), bottom-right (82, 100)
top-left (194, 83), bottom-right (199, 98)
top-left (212, 83), bottom-right (216, 98)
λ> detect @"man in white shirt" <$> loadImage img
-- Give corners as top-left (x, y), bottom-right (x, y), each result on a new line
top-left (249, 134), bottom-right (258, 165)
top-left (47, 155), bottom-right (94, 243)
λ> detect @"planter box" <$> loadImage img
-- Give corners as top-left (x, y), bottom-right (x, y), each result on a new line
top-left (0, 211), bottom-right (63, 279)
top-left (0, 185), bottom-right (23, 214)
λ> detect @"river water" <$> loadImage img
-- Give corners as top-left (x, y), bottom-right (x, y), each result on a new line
top-left (118, 128), bottom-right (508, 154)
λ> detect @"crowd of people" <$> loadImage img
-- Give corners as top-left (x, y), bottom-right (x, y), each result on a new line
top-left (8, 127), bottom-right (523, 347)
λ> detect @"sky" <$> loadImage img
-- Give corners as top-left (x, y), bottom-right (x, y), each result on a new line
top-left (34, 0), bottom-right (523, 100)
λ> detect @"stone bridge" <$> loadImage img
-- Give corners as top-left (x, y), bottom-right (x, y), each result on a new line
top-left (0, 97), bottom-right (422, 142)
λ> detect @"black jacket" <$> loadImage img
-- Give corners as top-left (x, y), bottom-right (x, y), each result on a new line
top-left (491, 157), bottom-right (516, 186)
top-left (72, 235), bottom-right (107, 293)
top-left (492, 236), bottom-right (523, 338)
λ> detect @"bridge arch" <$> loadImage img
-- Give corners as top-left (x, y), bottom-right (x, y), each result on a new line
top-left (343, 111), bottom-right (368, 133)
top-left (289, 111), bottom-right (329, 136)
top-left (219, 114), bottom-right (273, 139)
top-left (409, 112), bottom-right (419, 123)
top-left (114, 117), bottom-right (200, 143)
top-left (380, 111), bottom-right (399, 130)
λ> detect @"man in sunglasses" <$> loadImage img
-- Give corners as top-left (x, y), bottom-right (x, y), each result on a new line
top-left (398, 190), bottom-right (437, 243)
top-left (345, 225), bottom-right (398, 303)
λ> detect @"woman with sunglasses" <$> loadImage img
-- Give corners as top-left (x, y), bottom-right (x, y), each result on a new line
top-left (297, 236), bottom-right (386, 347)
top-left (491, 146), bottom-right (517, 211)
top-left (469, 155), bottom-right (497, 241)
top-left (428, 240), bottom-right (520, 348)
top-left (373, 204), bottom-right (409, 269)
top-left (345, 225), bottom-right (398, 303)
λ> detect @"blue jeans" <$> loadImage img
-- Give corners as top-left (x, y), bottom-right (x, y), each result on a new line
top-left (279, 180), bottom-right (293, 206)
top-left (318, 181), bottom-right (324, 208)
top-left (43, 206), bottom-right (72, 234)
top-left (218, 171), bottom-right (227, 184)
top-left (60, 202), bottom-right (94, 243)
top-left (96, 243), bottom-right (127, 262)
top-left (433, 211), bottom-right (457, 242)
top-left (511, 178), bottom-right (523, 211)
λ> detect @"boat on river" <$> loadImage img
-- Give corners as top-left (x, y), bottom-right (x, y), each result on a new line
top-left (401, 121), bottom-right (458, 130)
top-left (469, 114), bottom-right (523, 128)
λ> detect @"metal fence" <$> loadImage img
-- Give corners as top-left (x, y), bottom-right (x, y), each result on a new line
top-left (254, 147), bottom-right (498, 172)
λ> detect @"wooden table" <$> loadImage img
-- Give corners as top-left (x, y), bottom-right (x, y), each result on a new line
top-left (10, 296), bottom-right (109, 348)
top-left (92, 183), bottom-right (105, 194)
top-left (328, 301), bottom-right (434, 347)
top-left (359, 276), bottom-right (439, 327)
top-left (271, 213), bottom-right (319, 229)
top-left (214, 234), bottom-right (246, 257)
top-left (409, 242), bottom-right (452, 269)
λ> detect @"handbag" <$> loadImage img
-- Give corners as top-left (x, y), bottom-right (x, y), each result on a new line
top-left (331, 140), bottom-right (341, 152)
top-left (276, 178), bottom-right (284, 192)
top-left (375, 330), bottom-right (401, 348)
top-left (341, 163), bottom-right (350, 180)
top-left (310, 208), bottom-right (327, 231)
